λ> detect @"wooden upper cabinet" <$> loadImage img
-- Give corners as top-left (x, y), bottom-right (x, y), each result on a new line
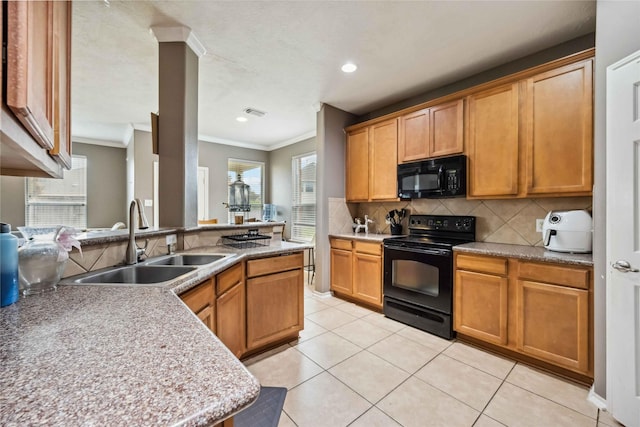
top-left (6, 1), bottom-right (55, 150)
top-left (398, 108), bottom-right (430, 162)
top-left (430, 99), bottom-right (464, 158)
top-left (49, 1), bottom-right (72, 169)
top-left (3, 0), bottom-right (72, 175)
top-left (398, 100), bottom-right (464, 163)
top-left (346, 128), bottom-right (369, 201)
top-left (467, 83), bottom-right (520, 198)
top-left (523, 60), bottom-right (593, 196)
top-left (369, 119), bottom-right (398, 200)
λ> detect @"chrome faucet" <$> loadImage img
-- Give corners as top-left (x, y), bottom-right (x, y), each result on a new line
top-left (125, 199), bottom-right (150, 265)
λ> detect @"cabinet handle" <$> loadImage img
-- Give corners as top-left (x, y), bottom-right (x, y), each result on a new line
top-left (612, 260), bottom-right (639, 273)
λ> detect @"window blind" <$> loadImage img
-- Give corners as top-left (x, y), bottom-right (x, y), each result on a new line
top-left (291, 153), bottom-right (316, 242)
top-left (25, 156), bottom-right (87, 229)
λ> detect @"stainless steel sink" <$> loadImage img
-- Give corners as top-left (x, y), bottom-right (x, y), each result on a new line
top-left (71, 265), bottom-right (197, 285)
top-left (144, 253), bottom-right (229, 266)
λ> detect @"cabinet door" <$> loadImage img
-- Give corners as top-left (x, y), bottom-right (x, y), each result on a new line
top-left (369, 119), bottom-right (398, 200)
top-left (467, 83), bottom-right (520, 197)
top-left (6, 1), bottom-right (55, 150)
top-left (181, 279), bottom-right (215, 333)
top-left (346, 128), bottom-right (369, 201)
top-left (430, 99), bottom-right (464, 158)
top-left (398, 108), bottom-right (429, 163)
top-left (353, 252), bottom-right (382, 307)
top-left (49, 0), bottom-right (72, 169)
top-left (523, 60), bottom-right (593, 195)
top-left (216, 282), bottom-right (246, 358)
top-left (516, 280), bottom-right (589, 373)
top-left (246, 269), bottom-right (303, 351)
top-left (454, 270), bottom-right (508, 345)
top-left (196, 306), bottom-right (216, 333)
top-left (330, 248), bottom-right (353, 295)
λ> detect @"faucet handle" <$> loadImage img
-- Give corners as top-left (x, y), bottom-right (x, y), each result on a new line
top-left (136, 239), bottom-right (149, 261)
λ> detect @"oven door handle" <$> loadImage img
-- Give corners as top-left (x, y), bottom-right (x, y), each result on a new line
top-left (385, 245), bottom-right (451, 257)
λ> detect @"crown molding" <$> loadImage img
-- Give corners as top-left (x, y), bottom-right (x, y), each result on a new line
top-left (150, 26), bottom-right (206, 58)
top-left (265, 130), bottom-right (317, 151)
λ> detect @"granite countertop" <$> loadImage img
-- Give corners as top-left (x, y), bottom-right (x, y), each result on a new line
top-left (73, 222), bottom-right (286, 246)
top-left (1, 241), bottom-right (311, 426)
top-left (329, 232), bottom-right (402, 242)
top-left (454, 242), bottom-right (593, 267)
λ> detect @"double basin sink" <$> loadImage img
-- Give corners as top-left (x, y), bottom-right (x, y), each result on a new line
top-left (68, 253), bottom-right (230, 286)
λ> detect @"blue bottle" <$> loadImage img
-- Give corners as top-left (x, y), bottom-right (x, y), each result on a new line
top-left (1, 223), bottom-right (19, 307)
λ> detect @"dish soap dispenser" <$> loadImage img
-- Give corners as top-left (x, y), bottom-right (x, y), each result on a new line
top-left (1, 223), bottom-right (19, 307)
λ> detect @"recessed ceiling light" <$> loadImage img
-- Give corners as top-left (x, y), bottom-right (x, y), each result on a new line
top-left (236, 117), bottom-right (248, 122)
top-left (341, 63), bottom-right (357, 73)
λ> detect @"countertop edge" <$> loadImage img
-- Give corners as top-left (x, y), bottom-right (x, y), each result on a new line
top-left (453, 242), bottom-right (593, 267)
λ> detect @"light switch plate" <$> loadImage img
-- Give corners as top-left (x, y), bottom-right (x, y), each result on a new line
top-left (536, 219), bottom-right (544, 232)
top-left (166, 234), bottom-right (177, 245)
top-left (144, 199), bottom-right (153, 207)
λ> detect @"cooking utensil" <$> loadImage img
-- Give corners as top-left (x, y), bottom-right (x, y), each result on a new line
top-left (388, 210), bottom-right (397, 225)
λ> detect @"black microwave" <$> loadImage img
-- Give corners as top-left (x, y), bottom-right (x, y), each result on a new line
top-left (397, 155), bottom-right (466, 199)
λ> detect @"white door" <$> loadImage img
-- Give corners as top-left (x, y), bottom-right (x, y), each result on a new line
top-left (606, 49), bottom-right (640, 427)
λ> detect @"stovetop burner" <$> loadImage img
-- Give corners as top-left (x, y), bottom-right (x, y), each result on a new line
top-left (384, 214), bottom-right (476, 248)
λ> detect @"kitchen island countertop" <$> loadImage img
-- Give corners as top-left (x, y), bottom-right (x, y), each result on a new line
top-left (454, 242), bottom-right (593, 266)
top-left (0, 240), bottom-right (311, 427)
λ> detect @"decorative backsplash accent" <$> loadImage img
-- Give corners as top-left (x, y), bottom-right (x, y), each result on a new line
top-left (330, 197), bottom-right (592, 247)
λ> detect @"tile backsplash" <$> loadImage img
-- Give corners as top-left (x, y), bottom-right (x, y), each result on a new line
top-left (329, 197), bottom-right (592, 247)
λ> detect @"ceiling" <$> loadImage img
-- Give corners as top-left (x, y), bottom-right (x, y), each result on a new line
top-left (71, 1), bottom-right (596, 151)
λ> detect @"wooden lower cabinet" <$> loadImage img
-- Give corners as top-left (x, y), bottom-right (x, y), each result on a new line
top-left (216, 278), bottom-right (246, 358)
top-left (179, 252), bottom-right (305, 360)
top-left (353, 252), bottom-right (382, 307)
top-left (180, 278), bottom-right (215, 333)
top-left (454, 270), bottom-right (508, 345)
top-left (246, 268), bottom-right (303, 351)
top-left (330, 247), bottom-right (353, 295)
top-left (246, 253), bottom-right (304, 353)
top-left (454, 252), bottom-right (593, 379)
top-left (516, 280), bottom-right (589, 373)
top-left (330, 238), bottom-right (382, 309)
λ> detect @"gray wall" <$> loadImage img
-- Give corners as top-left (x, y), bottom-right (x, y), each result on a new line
top-left (268, 137), bottom-right (316, 240)
top-left (0, 142), bottom-right (127, 229)
top-left (199, 141), bottom-right (269, 223)
top-left (132, 130), bottom-right (158, 226)
top-left (593, 0), bottom-right (640, 399)
top-left (73, 143), bottom-right (127, 228)
top-left (316, 104), bottom-right (357, 293)
top-left (0, 176), bottom-right (26, 228)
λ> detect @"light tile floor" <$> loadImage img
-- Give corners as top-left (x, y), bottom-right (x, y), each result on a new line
top-left (244, 277), bottom-right (621, 427)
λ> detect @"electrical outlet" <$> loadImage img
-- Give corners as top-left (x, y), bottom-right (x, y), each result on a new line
top-left (536, 219), bottom-right (544, 232)
top-left (166, 234), bottom-right (177, 245)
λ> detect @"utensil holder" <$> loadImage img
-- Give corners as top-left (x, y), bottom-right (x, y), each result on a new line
top-left (390, 224), bottom-right (403, 235)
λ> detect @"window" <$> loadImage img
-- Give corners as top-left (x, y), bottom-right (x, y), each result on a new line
top-left (291, 152), bottom-right (316, 242)
top-left (25, 155), bottom-right (87, 229)
top-left (228, 159), bottom-right (264, 219)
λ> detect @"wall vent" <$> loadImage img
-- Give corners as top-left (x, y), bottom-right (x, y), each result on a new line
top-left (244, 108), bottom-right (266, 117)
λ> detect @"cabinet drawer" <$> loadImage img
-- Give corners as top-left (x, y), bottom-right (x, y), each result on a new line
top-left (217, 262), bottom-right (243, 295)
top-left (456, 254), bottom-right (508, 275)
top-left (518, 262), bottom-right (591, 290)
top-left (181, 279), bottom-right (214, 314)
top-left (330, 238), bottom-right (352, 251)
top-left (246, 253), bottom-right (303, 278)
top-left (354, 241), bottom-right (382, 256)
